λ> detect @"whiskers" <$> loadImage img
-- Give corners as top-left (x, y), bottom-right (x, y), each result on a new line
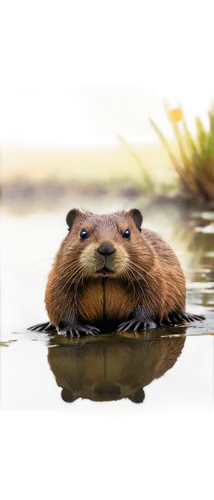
top-left (29, 270), bottom-right (49, 285)
top-left (124, 255), bottom-right (155, 285)
top-left (122, 268), bottom-right (137, 304)
top-left (26, 240), bottom-right (60, 293)
top-left (126, 262), bottom-right (148, 286)
top-left (51, 258), bottom-right (86, 299)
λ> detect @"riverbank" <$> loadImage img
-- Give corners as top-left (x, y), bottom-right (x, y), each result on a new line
top-left (2, 141), bottom-right (177, 183)
top-left (2, 141), bottom-right (214, 213)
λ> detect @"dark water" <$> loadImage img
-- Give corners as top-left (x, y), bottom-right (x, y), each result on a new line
top-left (1, 200), bottom-right (214, 410)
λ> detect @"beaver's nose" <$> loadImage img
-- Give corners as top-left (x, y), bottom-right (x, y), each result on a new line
top-left (97, 242), bottom-right (115, 255)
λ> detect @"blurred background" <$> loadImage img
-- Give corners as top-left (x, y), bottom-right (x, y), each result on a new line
top-left (2, 84), bottom-right (214, 208)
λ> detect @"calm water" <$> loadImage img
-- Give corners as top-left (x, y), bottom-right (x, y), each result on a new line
top-left (1, 199), bottom-right (214, 410)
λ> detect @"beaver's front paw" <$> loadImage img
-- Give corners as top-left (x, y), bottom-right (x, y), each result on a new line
top-left (166, 311), bottom-right (205, 325)
top-left (117, 318), bottom-right (156, 332)
top-left (58, 321), bottom-right (100, 337)
top-left (28, 322), bottom-right (57, 332)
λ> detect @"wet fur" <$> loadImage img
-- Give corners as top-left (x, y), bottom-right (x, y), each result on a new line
top-left (44, 209), bottom-right (192, 334)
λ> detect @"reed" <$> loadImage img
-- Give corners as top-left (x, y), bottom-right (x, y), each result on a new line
top-left (149, 100), bottom-right (214, 202)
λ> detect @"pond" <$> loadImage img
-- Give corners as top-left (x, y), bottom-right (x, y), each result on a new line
top-left (1, 197), bottom-right (214, 410)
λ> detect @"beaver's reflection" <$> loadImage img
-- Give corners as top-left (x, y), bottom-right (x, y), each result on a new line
top-left (48, 328), bottom-right (186, 403)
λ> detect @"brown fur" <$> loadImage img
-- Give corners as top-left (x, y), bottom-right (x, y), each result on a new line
top-left (45, 208), bottom-right (186, 331)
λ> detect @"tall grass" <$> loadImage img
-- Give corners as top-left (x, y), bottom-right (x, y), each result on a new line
top-left (149, 100), bottom-right (214, 202)
top-left (118, 101), bottom-right (214, 203)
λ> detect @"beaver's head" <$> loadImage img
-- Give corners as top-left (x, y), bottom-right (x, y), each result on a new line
top-left (56, 208), bottom-right (153, 282)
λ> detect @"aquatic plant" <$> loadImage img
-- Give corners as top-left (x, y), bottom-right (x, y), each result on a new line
top-left (117, 134), bottom-right (155, 194)
top-left (149, 100), bottom-right (214, 202)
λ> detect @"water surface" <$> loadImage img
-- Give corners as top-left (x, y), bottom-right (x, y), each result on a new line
top-left (1, 200), bottom-right (214, 410)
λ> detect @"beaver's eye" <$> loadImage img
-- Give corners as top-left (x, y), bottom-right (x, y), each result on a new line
top-left (80, 229), bottom-right (88, 240)
top-left (122, 229), bottom-right (131, 239)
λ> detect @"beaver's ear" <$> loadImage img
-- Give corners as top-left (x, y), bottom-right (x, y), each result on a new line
top-left (128, 387), bottom-right (146, 405)
top-left (66, 209), bottom-right (81, 230)
top-left (129, 208), bottom-right (143, 231)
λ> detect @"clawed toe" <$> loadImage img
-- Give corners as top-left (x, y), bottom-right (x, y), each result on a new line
top-left (117, 321), bottom-right (134, 332)
top-left (58, 328), bottom-right (81, 337)
top-left (167, 312), bottom-right (185, 325)
top-left (71, 329), bottom-right (79, 337)
top-left (58, 324), bottom-right (100, 337)
top-left (133, 321), bottom-right (142, 331)
top-left (84, 325), bottom-right (100, 335)
top-left (78, 325), bottom-right (99, 336)
top-left (167, 311), bottom-right (205, 325)
top-left (58, 328), bottom-right (73, 337)
top-left (188, 313), bottom-right (205, 322)
top-left (117, 319), bottom-right (155, 332)
top-left (28, 322), bottom-right (56, 333)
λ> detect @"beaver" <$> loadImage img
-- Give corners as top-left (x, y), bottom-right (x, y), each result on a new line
top-left (29, 208), bottom-right (204, 336)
